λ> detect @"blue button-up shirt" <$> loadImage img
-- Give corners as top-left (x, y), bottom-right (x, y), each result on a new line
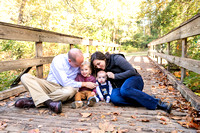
top-left (47, 53), bottom-right (82, 88)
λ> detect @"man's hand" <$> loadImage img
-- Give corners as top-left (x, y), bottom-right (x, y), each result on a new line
top-left (82, 82), bottom-right (98, 89)
top-left (107, 72), bottom-right (115, 79)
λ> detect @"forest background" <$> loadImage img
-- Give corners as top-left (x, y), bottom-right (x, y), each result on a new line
top-left (0, 0), bottom-right (199, 95)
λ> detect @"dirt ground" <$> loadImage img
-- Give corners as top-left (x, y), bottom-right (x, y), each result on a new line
top-left (0, 56), bottom-right (199, 133)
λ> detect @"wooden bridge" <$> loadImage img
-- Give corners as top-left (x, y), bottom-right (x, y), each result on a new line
top-left (0, 14), bottom-right (200, 132)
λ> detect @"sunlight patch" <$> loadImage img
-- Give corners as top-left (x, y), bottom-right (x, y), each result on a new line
top-left (134, 57), bottom-right (141, 62)
top-left (143, 57), bottom-right (149, 63)
top-left (133, 65), bottom-right (141, 70)
top-left (146, 68), bottom-right (153, 71)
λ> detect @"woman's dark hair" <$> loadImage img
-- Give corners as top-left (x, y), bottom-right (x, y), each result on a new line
top-left (90, 51), bottom-right (110, 75)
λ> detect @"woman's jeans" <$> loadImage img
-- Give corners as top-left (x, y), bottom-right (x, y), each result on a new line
top-left (110, 76), bottom-right (158, 110)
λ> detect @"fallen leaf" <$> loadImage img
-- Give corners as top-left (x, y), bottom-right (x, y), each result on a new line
top-left (177, 121), bottom-right (187, 127)
top-left (78, 118), bottom-right (90, 122)
top-left (0, 121), bottom-right (8, 130)
top-left (8, 101), bottom-right (15, 107)
top-left (171, 116), bottom-right (182, 120)
top-left (80, 113), bottom-right (92, 118)
top-left (117, 129), bottom-right (129, 133)
top-left (99, 122), bottom-right (115, 132)
top-left (131, 115), bottom-right (137, 119)
top-left (38, 125), bottom-right (43, 128)
top-left (160, 117), bottom-right (167, 121)
top-left (0, 102), bottom-right (6, 106)
top-left (160, 121), bottom-right (167, 125)
top-left (129, 123), bottom-right (135, 126)
top-left (101, 115), bottom-right (105, 119)
top-left (59, 113), bottom-right (65, 117)
top-left (140, 119), bottom-right (150, 122)
top-left (75, 128), bottom-right (88, 131)
top-left (171, 130), bottom-right (178, 133)
top-left (28, 128), bottom-right (40, 133)
top-left (113, 112), bottom-right (120, 116)
top-left (111, 116), bottom-right (118, 121)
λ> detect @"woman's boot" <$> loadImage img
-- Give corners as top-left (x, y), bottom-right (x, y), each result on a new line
top-left (157, 101), bottom-right (172, 114)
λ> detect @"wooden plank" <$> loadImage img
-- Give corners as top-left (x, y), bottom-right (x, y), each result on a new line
top-left (148, 13), bottom-right (200, 46)
top-left (0, 57), bottom-right (53, 72)
top-left (0, 85), bottom-right (26, 100)
top-left (0, 22), bottom-right (90, 45)
top-left (148, 56), bottom-right (200, 111)
top-left (153, 52), bottom-right (200, 74)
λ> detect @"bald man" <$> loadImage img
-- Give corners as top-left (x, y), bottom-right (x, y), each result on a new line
top-left (15, 48), bottom-right (97, 113)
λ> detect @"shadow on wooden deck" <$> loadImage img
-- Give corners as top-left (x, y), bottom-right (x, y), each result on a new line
top-left (0, 56), bottom-right (198, 133)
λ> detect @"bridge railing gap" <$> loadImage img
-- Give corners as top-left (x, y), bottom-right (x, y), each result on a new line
top-left (147, 13), bottom-right (200, 110)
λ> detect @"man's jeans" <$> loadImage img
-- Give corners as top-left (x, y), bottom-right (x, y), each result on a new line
top-left (110, 76), bottom-right (158, 110)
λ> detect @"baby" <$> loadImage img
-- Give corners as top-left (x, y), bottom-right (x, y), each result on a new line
top-left (96, 70), bottom-right (113, 103)
top-left (71, 61), bottom-right (96, 109)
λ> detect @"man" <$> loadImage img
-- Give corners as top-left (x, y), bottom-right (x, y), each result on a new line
top-left (15, 48), bottom-right (97, 113)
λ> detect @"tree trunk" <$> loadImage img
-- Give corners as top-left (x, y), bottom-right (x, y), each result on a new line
top-left (18, 0), bottom-right (27, 24)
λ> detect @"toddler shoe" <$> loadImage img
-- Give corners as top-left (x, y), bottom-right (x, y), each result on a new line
top-left (87, 97), bottom-right (96, 107)
top-left (71, 101), bottom-right (83, 109)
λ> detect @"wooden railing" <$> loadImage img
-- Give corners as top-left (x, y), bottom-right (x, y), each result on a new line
top-left (0, 21), bottom-right (119, 100)
top-left (147, 13), bottom-right (200, 110)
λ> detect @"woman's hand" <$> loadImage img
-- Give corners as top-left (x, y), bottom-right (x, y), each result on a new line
top-left (107, 72), bottom-right (115, 79)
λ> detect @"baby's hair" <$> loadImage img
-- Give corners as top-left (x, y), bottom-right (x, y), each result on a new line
top-left (97, 70), bottom-right (107, 77)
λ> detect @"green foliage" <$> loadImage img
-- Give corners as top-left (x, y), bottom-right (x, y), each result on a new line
top-left (0, 71), bottom-right (18, 91)
top-left (183, 72), bottom-right (200, 92)
top-left (187, 35), bottom-right (200, 60)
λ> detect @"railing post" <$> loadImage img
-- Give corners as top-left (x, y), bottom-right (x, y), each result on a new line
top-left (35, 42), bottom-right (43, 78)
top-left (181, 38), bottom-right (187, 83)
top-left (167, 42), bottom-right (171, 71)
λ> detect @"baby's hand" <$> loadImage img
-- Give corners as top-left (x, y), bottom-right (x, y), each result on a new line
top-left (91, 92), bottom-right (95, 96)
top-left (100, 97), bottom-right (104, 101)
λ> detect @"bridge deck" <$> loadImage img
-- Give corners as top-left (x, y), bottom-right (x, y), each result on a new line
top-left (0, 56), bottom-right (198, 132)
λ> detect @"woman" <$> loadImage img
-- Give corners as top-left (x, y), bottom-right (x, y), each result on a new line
top-left (90, 51), bottom-right (172, 113)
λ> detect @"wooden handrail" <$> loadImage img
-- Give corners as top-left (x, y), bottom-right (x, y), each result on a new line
top-left (147, 13), bottom-right (200, 110)
top-left (148, 13), bottom-right (200, 46)
top-left (0, 21), bottom-right (120, 80)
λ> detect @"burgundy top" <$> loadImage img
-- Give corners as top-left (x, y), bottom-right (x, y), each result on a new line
top-left (75, 73), bottom-right (96, 93)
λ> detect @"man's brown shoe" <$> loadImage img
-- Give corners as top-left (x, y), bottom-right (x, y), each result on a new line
top-left (48, 101), bottom-right (62, 114)
top-left (15, 98), bottom-right (35, 108)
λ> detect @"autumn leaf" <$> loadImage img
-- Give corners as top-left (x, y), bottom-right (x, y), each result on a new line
top-left (129, 123), bottom-right (135, 126)
top-left (75, 128), bottom-right (88, 131)
top-left (80, 113), bottom-right (92, 118)
top-left (101, 114), bottom-right (105, 119)
top-left (112, 112), bottom-right (120, 116)
top-left (8, 101), bottom-right (15, 107)
top-left (131, 115), bottom-right (137, 119)
top-left (160, 121), bottom-right (167, 125)
top-left (0, 121), bottom-right (8, 130)
top-left (168, 86), bottom-right (175, 91)
top-left (111, 116), bottom-right (118, 121)
top-left (99, 122), bottom-right (115, 132)
top-left (0, 102), bottom-right (6, 106)
top-left (28, 128), bottom-right (40, 133)
top-left (171, 116), bottom-right (182, 120)
top-left (117, 129), bottom-right (129, 133)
